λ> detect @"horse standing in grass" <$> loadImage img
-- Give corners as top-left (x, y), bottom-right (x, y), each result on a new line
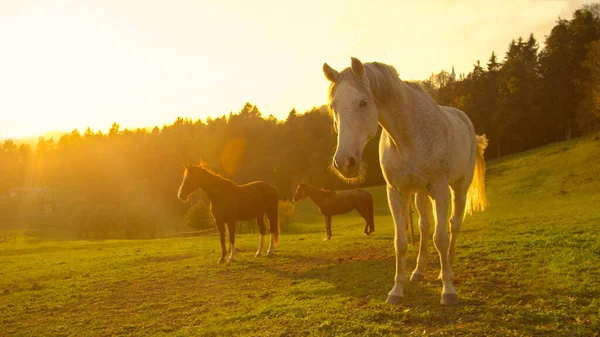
top-left (292, 183), bottom-right (374, 240)
top-left (177, 163), bottom-right (279, 263)
top-left (323, 58), bottom-right (488, 305)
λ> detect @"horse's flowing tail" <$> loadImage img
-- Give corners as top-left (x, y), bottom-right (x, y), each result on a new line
top-left (465, 134), bottom-right (489, 217)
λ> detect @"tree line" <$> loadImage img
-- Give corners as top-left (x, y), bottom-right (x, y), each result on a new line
top-left (421, 4), bottom-right (600, 157)
top-left (0, 103), bottom-right (383, 237)
top-left (1, 5), bottom-right (599, 236)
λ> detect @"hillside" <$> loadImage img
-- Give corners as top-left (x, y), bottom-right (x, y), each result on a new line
top-left (1, 134), bottom-right (599, 336)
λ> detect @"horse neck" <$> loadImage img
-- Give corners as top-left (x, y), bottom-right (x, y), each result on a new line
top-left (196, 169), bottom-right (231, 201)
top-left (304, 186), bottom-right (329, 207)
top-left (375, 81), bottom-right (437, 152)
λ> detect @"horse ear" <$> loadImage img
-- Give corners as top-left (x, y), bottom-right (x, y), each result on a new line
top-left (323, 63), bottom-right (339, 82)
top-left (350, 57), bottom-right (364, 77)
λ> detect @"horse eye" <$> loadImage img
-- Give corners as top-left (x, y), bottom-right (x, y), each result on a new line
top-left (360, 100), bottom-right (368, 108)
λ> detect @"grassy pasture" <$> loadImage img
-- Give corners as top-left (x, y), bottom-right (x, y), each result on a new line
top-left (1, 135), bottom-right (600, 336)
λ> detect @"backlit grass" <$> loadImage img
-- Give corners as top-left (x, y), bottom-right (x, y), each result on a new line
top-left (1, 134), bottom-right (599, 336)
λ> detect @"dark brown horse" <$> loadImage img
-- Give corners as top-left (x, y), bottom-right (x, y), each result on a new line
top-left (177, 163), bottom-right (279, 263)
top-left (293, 183), bottom-right (374, 240)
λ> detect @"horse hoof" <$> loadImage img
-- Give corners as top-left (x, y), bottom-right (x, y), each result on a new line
top-left (228, 258), bottom-right (235, 263)
top-left (386, 295), bottom-right (403, 305)
top-left (323, 237), bottom-right (329, 241)
top-left (255, 252), bottom-right (262, 257)
top-left (440, 293), bottom-right (459, 305)
top-left (410, 273), bottom-right (425, 282)
top-left (217, 258), bottom-right (225, 264)
top-left (267, 250), bottom-right (273, 256)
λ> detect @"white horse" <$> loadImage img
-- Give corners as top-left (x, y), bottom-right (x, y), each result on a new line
top-left (323, 57), bottom-right (488, 305)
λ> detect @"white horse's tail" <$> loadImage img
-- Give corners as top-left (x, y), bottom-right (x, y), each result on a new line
top-left (465, 134), bottom-right (489, 216)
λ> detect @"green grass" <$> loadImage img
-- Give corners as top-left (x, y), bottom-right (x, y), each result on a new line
top-left (2, 134), bottom-right (600, 336)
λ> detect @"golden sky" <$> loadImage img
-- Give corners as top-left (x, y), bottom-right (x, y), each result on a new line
top-left (0, 0), bottom-right (593, 139)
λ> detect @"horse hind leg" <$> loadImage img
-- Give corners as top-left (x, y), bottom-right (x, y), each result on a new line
top-left (368, 196), bottom-right (375, 234)
top-left (449, 185), bottom-right (468, 270)
top-left (324, 215), bottom-right (332, 241)
top-left (410, 192), bottom-right (433, 282)
top-left (356, 202), bottom-right (374, 235)
top-left (227, 221), bottom-right (236, 263)
top-left (266, 199), bottom-right (279, 255)
top-left (358, 208), bottom-right (370, 236)
top-left (216, 220), bottom-right (227, 264)
top-left (256, 215), bottom-right (266, 257)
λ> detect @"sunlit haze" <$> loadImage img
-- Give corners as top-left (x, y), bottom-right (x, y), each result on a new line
top-left (0, 0), bottom-right (593, 139)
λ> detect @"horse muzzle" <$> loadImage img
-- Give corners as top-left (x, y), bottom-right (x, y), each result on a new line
top-left (333, 155), bottom-right (360, 178)
top-left (177, 190), bottom-right (190, 202)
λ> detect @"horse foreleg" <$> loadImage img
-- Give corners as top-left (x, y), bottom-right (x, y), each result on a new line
top-left (410, 192), bottom-right (433, 282)
top-left (324, 215), bottom-right (332, 241)
top-left (256, 216), bottom-right (266, 257)
top-left (386, 185), bottom-right (411, 305)
top-left (216, 220), bottom-right (227, 264)
top-left (432, 182), bottom-right (458, 305)
top-left (226, 221), bottom-right (236, 262)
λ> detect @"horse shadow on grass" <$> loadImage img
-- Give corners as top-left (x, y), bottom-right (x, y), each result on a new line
top-left (249, 255), bottom-right (494, 331)
top-left (254, 252), bottom-right (442, 304)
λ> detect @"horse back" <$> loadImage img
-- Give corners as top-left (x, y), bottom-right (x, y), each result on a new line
top-left (324, 190), bottom-right (368, 215)
top-left (237, 181), bottom-right (279, 211)
top-left (347, 189), bottom-right (373, 208)
top-left (239, 181), bottom-right (278, 201)
top-left (209, 181), bottom-right (277, 221)
top-left (439, 106), bottom-right (475, 136)
top-left (439, 106), bottom-right (478, 183)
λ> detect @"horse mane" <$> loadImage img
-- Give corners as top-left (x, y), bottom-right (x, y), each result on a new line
top-left (328, 61), bottom-right (415, 110)
top-left (300, 183), bottom-right (337, 196)
top-left (190, 162), bottom-right (236, 185)
top-left (404, 81), bottom-right (424, 92)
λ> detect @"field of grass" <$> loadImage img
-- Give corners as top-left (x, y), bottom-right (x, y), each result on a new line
top-left (2, 134), bottom-right (600, 336)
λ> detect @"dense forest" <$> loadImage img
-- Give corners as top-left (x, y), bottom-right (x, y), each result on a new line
top-left (421, 4), bottom-right (600, 157)
top-left (1, 5), bottom-right (599, 237)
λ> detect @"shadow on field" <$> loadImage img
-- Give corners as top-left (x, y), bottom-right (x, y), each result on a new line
top-left (254, 251), bottom-right (447, 306)
top-left (250, 254), bottom-right (506, 331)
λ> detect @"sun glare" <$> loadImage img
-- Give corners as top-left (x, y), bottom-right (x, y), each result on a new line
top-left (0, 0), bottom-right (586, 140)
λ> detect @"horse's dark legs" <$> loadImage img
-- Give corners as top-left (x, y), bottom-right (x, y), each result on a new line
top-left (356, 205), bottom-right (374, 235)
top-left (227, 221), bottom-right (236, 262)
top-left (369, 203), bottom-right (375, 234)
top-left (216, 220), bottom-right (227, 263)
top-left (324, 215), bottom-right (332, 241)
top-left (256, 216), bottom-right (266, 257)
